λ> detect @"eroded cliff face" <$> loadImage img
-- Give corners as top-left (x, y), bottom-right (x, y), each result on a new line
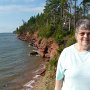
top-left (18, 31), bottom-right (59, 59)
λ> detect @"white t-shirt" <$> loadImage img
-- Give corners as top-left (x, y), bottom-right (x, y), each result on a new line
top-left (56, 44), bottom-right (90, 90)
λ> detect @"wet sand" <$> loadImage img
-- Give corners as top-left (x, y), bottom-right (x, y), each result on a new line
top-left (21, 58), bottom-right (47, 90)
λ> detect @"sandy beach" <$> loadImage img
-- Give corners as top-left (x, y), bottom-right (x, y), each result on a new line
top-left (21, 58), bottom-right (47, 90)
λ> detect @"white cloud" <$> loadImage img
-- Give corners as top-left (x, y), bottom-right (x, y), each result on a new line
top-left (0, 5), bottom-right (44, 13)
top-left (23, 0), bottom-right (36, 2)
top-left (11, 0), bottom-right (36, 4)
top-left (0, 0), bottom-right (36, 3)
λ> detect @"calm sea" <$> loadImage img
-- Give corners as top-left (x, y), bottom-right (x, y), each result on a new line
top-left (0, 33), bottom-right (41, 90)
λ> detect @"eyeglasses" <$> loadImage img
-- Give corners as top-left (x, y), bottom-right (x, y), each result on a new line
top-left (78, 32), bottom-right (90, 36)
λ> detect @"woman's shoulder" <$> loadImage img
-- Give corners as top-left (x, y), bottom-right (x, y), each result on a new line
top-left (63, 44), bottom-right (75, 52)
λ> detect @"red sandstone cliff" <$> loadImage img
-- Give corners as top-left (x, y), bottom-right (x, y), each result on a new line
top-left (18, 31), bottom-right (59, 59)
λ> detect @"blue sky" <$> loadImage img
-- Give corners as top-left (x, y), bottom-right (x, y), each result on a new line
top-left (0, 0), bottom-right (46, 33)
top-left (0, 0), bottom-right (84, 33)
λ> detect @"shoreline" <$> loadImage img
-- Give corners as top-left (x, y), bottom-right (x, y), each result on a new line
top-left (17, 32), bottom-right (58, 90)
top-left (21, 58), bottom-right (47, 90)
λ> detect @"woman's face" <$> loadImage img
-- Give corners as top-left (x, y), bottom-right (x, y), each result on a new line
top-left (75, 29), bottom-right (90, 48)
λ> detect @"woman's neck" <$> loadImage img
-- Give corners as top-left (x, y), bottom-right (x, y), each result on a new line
top-left (75, 43), bottom-right (90, 52)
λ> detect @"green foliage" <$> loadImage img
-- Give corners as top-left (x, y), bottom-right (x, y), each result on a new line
top-left (57, 45), bottom-right (64, 53)
top-left (53, 25), bottom-right (64, 44)
top-left (86, 14), bottom-right (90, 19)
top-left (49, 56), bottom-right (58, 71)
top-left (54, 34), bottom-right (64, 44)
top-left (16, 25), bottom-right (27, 34)
top-left (66, 35), bottom-right (76, 47)
top-left (38, 24), bottom-right (55, 38)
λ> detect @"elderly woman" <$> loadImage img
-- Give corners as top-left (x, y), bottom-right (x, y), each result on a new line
top-left (55, 19), bottom-right (90, 90)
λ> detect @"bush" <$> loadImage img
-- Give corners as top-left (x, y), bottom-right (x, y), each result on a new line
top-left (57, 45), bottom-right (64, 53)
top-left (54, 34), bottom-right (64, 44)
top-left (49, 57), bottom-right (58, 71)
top-left (66, 35), bottom-right (76, 47)
top-left (38, 24), bottom-right (55, 38)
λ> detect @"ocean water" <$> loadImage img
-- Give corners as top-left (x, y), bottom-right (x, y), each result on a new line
top-left (0, 33), bottom-right (41, 90)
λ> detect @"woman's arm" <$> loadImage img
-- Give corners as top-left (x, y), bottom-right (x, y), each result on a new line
top-left (55, 80), bottom-right (63, 90)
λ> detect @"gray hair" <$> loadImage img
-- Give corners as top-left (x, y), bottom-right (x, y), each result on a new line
top-left (75, 19), bottom-right (90, 33)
